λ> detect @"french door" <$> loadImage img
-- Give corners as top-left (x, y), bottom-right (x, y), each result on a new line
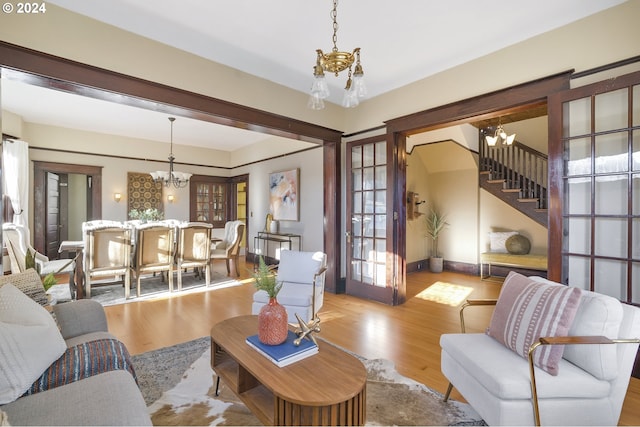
top-left (345, 137), bottom-right (397, 304)
top-left (548, 70), bottom-right (640, 304)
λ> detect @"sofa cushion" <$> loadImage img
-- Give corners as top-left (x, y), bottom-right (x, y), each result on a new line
top-left (0, 284), bottom-right (67, 404)
top-left (531, 277), bottom-right (623, 380)
top-left (487, 272), bottom-right (581, 375)
top-left (1, 370), bottom-right (152, 426)
top-left (488, 231), bottom-right (518, 253)
top-left (0, 269), bottom-right (48, 306)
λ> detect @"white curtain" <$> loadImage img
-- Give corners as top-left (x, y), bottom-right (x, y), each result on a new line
top-left (2, 139), bottom-right (29, 229)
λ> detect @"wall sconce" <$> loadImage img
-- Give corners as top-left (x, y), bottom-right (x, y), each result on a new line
top-left (114, 193), bottom-right (122, 203)
top-left (167, 194), bottom-right (175, 203)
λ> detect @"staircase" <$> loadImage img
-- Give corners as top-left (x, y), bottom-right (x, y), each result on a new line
top-left (479, 140), bottom-right (548, 227)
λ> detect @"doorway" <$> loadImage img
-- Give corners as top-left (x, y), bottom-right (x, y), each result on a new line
top-left (33, 161), bottom-right (102, 257)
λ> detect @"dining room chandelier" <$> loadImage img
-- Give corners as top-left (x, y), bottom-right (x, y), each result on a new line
top-left (308, 0), bottom-right (366, 110)
top-left (485, 120), bottom-right (516, 147)
top-left (150, 117), bottom-right (192, 188)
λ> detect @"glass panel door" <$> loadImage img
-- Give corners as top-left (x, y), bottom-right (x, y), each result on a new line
top-left (550, 72), bottom-right (640, 304)
top-left (345, 138), bottom-right (394, 303)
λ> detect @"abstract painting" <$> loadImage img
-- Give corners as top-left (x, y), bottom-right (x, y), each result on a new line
top-left (269, 168), bottom-right (299, 221)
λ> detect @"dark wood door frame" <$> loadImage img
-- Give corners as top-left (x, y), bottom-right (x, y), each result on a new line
top-left (33, 161), bottom-right (102, 254)
top-left (384, 71), bottom-right (572, 303)
top-left (1, 41), bottom-right (343, 293)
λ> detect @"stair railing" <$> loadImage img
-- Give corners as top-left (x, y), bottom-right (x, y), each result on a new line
top-left (480, 139), bottom-right (548, 209)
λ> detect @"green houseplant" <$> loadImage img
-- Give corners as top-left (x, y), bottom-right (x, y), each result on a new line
top-left (128, 208), bottom-right (164, 221)
top-left (425, 207), bottom-right (448, 273)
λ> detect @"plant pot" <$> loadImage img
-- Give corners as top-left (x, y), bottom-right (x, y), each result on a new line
top-left (429, 256), bottom-right (444, 273)
top-left (258, 297), bottom-right (288, 345)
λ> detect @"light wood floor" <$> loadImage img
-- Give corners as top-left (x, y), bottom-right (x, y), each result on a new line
top-left (101, 258), bottom-right (640, 425)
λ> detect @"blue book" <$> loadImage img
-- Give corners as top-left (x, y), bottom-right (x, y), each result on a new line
top-left (246, 330), bottom-right (318, 367)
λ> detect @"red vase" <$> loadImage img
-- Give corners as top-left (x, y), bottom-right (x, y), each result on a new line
top-left (258, 297), bottom-right (288, 345)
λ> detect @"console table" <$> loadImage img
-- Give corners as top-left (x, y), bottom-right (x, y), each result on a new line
top-left (253, 231), bottom-right (301, 266)
top-left (210, 315), bottom-right (367, 426)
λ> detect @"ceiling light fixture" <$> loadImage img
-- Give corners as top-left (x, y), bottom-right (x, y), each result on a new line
top-left (150, 117), bottom-right (192, 188)
top-left (308, 0), bottom-right (366, 110)
top-left (485, 119), bottom-right (516, 147)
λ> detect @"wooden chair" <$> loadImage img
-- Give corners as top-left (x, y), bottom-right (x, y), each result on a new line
top-left (210, 220), bottom-right (245, 277)
top-left (175, 222), bottom-right (212, 290)
top-left (131, 222), bottom-right (175, 297)
top-left (82, 221), bottom-right (133, 299)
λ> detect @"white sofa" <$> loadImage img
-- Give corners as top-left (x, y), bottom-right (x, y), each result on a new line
top-left (440, 272), bottom-right (640, 426)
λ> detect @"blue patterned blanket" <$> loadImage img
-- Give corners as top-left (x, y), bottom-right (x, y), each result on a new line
top-left (23, 338), bottom-right (136, 396)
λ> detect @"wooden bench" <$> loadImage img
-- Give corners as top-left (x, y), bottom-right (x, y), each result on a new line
top-left (480, 252), bottom-right (547, 280)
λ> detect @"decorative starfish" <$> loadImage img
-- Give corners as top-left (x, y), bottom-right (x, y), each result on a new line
top-left (293, 313), bottom-right (321, 346)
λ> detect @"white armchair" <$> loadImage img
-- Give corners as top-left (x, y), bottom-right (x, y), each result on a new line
top-left (2, 223), bottom-right (74, 276)
top-left (440, 272), bottom-right (640, 426)
top-left (251, 249), bottom-right (327, 323)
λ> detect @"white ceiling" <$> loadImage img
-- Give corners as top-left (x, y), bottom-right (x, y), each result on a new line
top-left (2, 0), bottom-right (625, 150)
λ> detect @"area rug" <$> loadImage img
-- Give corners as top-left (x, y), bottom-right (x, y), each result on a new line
top-left (131, 337), bottom-right (486, 426)
top-left (47, 272), bottom-right (242, 306)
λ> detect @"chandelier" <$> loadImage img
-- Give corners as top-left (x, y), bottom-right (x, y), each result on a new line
top-left (150, 117), bottom-right (192, 188)
top-left (485, 119), bottom-right (516, 147)
top-left (308, 0), bottom-right (366, 110)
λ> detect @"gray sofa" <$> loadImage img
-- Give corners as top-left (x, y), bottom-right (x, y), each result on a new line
top-left (1, 299), bottom-right (151, 426)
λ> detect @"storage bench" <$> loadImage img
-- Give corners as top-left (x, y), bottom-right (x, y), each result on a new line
top-left (480, 252), bottom-right (547, 280)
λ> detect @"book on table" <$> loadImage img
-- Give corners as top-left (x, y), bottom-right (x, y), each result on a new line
top-left (246, 330), bottom-right (318, 367)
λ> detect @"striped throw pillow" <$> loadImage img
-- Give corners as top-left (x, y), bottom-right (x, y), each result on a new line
top-left (487, 272), bottom-right (582, 375)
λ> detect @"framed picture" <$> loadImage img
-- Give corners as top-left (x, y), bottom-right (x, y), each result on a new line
top-left (127, 172), bottom-right (163, 219)
top-left (269, 168), bottom-right (299, 221)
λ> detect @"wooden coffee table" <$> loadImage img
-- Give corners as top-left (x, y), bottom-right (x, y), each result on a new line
top-left (210, 315), bottom-right (367, 426)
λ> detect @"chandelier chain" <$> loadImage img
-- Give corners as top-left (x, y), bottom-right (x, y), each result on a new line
top-left (331, 0), bottom-right (339, 52)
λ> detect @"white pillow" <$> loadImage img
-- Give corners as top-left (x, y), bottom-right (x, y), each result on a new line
top-left (488, 231), bottom-right (519, 253)
top-left (0, 284), bottom-right (67, 404)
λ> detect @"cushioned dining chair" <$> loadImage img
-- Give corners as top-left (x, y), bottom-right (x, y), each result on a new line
top-left (131, 222), bottom-right (175, 297)
top-left (175, 222), bottom-right (213, 290)
top-left (440, 272), bottom-right (640, 426)
top-left (210, 220), bottom-right (245, 277)
top-left (2, 222), bottom-right (74, 276)
top-left (82, 220), bottom-right (133, 299)
top-left (251, 249), bottom-right (327, 323)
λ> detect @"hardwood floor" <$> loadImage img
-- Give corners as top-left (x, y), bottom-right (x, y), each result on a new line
top-left (103, 258), bottom-right (640, 425)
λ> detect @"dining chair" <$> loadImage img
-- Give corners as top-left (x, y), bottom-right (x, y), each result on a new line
top-left (210, 220), bottom-right (245, 277)
top-left (82, 220), bottom-right (133, 299)
top-left (131, 222), bottom-right (175, 297)
top-left (175, 222), bottom-right (213, 290)
top-left (2, 222), bottom-right (74, 276)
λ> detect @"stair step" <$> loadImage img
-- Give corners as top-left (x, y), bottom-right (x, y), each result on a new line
top-left (535, 208), bottom-right (548, 213)
top-left (517, 198), bottom-right (539, 203)
top-left (487, 179), bottom-right (505, 184)
top-left (479, 171), bottom-right (491, 175)
top-left (502, 189), bottom-right (521, 193)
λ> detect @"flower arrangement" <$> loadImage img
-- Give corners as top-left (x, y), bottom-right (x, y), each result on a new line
top-left (128, 208), bottom-right (164, 221)
top-left (253, 255), bottom-right (282, 298)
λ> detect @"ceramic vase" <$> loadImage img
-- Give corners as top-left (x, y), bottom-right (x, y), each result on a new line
top-left (258, 297), bottom-right (288, 345)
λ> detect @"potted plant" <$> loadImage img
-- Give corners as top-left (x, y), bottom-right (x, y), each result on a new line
top-left (253, 256), bottom-right (287, 345)
top-left (425, 207), bottom-right (448, 273)
top-left (128, 208), bottom-right (164, 222)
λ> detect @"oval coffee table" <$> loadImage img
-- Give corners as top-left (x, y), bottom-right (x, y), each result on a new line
top-left (210, 315), bottom-right (367, 426)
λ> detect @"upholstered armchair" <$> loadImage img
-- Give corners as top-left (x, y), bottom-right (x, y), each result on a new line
top-left (251, 249), bottom-right (327, 323)
top-left (131, 223), bottom-right (175, 297)
top-left (210, 220), bottom-right (245, 277)
top-left (2, 223), bottom-right (74, 276)
top-left (440, 272), bottom-right (640, 426)
top-left (82, 221), bottom-right (133, 299)
top-left (175, 222), bottom-right (212, 290)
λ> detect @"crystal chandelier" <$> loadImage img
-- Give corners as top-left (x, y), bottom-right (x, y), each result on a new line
top-left (308, 0), bottom-right (366, 110)
top-left (150, 117), bottom-right (192, 188)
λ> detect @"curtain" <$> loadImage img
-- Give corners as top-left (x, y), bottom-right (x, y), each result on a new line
top-left (2, 139), bottom-right (29, 230)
